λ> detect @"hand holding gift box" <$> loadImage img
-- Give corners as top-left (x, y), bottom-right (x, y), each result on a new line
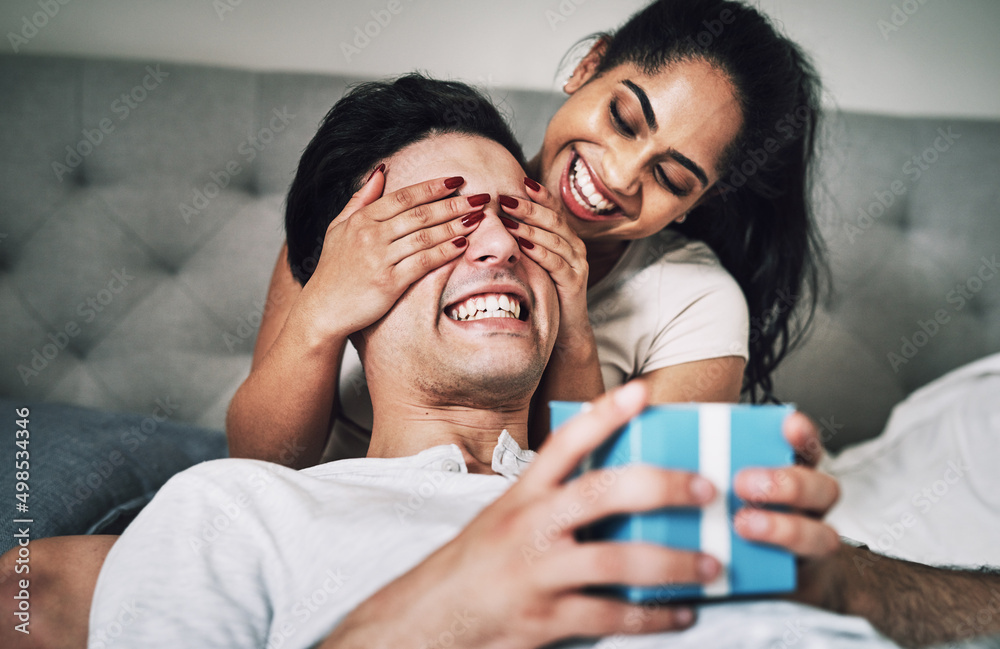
top-left (552, 402), bottom-right (807, 603)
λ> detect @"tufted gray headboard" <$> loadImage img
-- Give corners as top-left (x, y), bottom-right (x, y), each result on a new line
top-left (2, 55), bottom-right (998, 451)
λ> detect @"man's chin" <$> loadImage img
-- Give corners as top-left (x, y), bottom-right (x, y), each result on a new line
top-left (416, 361), bottom-right (545, 409)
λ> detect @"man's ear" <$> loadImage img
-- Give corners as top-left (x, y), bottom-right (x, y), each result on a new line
top-left (564, 37), bottom-right (609, 95)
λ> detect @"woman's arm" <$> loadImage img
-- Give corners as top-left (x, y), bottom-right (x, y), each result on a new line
top-left (530, 355), bottom-right (743, 447)
top-left (496, 186), bottom-right (605, 446)
top-left (226, 244), bottom-right (345, 467)
top-left (528, 324), bottom-right (606, 448)
top-left (643, 356), bottom-right (745, 403)
top-left (251, 244), bottom-right (303, 372)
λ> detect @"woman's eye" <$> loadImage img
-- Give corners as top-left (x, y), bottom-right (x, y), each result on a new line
top-left (609, 99), bottom-right (635, 137)
top-left (654, 167), bottom-right (691, 198)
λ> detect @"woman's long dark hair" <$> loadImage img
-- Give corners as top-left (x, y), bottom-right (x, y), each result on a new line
top-left (589, 0), bottom-right (825, 402)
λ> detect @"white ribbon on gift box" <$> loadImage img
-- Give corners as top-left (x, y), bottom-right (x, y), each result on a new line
top-left (699, 404), bottom-right (732, 597)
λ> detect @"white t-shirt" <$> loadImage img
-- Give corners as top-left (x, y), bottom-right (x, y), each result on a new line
top-left (88, 440), bottom-right (521, 649)
top-left (328, 229), bottom-right (749, 460)
top-left (89, 434), bottom-right (892, 649)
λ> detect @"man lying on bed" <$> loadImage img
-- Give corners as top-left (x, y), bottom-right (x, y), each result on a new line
top-left (4, 76), bottom-right (999, 649)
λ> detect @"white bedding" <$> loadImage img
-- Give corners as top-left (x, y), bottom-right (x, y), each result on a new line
top-left (824, 352), bottom-right (1000, 568)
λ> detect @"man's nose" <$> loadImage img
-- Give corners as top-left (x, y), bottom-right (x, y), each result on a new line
top-left (464, 205), bottom-right (521, 266)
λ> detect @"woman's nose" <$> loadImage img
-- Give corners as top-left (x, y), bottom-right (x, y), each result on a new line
top-left (602, 146), bottom-right (643, 196)
top-left (464, 206), bottom-right (521, 267)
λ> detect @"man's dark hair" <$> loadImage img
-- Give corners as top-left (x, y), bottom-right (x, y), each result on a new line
top-left (285, 73), bottom-right (526, 285)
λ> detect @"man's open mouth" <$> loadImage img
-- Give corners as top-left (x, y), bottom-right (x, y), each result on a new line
top-left (446, 293), bottom-right (525, 322)
top-left (566, 152), bottom-right (620, 216)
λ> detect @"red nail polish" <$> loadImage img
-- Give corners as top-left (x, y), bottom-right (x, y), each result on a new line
top-left (366, 163), bottom-right (385, 183)
top-left (523, 177), bottom-right (541, 192)
top-left (517, 237), bottom-right (534, 250)
top-left (499, 216), bottom-right (519, 230)
top-left (467, 193), bottom-right (490, 207)
top-left (461, 211), bottom-right (485, 227)
top-left (499, 195), bottom-right (519, 210)
top-left (444, 176), bottom-right (465, 189)
top-left (452, 236), bottom-right (468, 248)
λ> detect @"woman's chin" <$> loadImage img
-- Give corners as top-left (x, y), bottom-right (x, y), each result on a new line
top-left (562, 212), bottom-right (628, 243)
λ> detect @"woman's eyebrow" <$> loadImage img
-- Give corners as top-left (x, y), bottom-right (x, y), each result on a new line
top-left (621, 79), bottom-right (709, 187)
top-left (622, 80), bottom-right (657, 131)
top-left (667, 149), bottom-right (709, 188)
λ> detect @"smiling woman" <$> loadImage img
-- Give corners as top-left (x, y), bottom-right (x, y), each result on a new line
top-left (528, 0), bottom-right (824, 405)
top-left (226, 0), bottom-right (825, 466)
top-left (536, 57), bottom-right (740, 235)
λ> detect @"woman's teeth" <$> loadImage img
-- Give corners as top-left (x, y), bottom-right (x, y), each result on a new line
top-left (570, 157), bottom-right (615, 214)
top-left (449, 293), bottom-right (522, 321)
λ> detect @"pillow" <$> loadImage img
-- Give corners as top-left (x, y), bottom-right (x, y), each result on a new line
top-left (824, 352), bottom-right (1000, 568)
top-left (1, 399), bottom-right (227, 554)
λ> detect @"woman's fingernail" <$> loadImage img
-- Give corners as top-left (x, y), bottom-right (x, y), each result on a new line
top-left (517, 237), bottom-right (534, 250)
top-left (499, 195), bottom-right (519, 209)
top-left (675, 607), bottom-right (695, 626)
top-left (467, 193), bottom-right (490, 207)
top-left (523, 177), bottom-right (541, 192)
top-left (452, 236), bottom-right (468, 248)
top-left (499, 216), bottom-right (519, 230)
top-left (462, 211), bottom-right (485, 227)
top-left (444, 176), bottom-right (465, 189)
top-left (690, 476), bottom-right (714, 504)
top-left (366, 163), bottom-right (385, 183)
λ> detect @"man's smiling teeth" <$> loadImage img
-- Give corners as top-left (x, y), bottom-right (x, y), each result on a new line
top-left (570, 157), bottom-right (615, 214)
top-left (449, 293), bottom-right (522, 321)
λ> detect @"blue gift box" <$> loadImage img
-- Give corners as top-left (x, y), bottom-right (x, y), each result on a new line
top-left (550, 402), bottom-right (796, 602)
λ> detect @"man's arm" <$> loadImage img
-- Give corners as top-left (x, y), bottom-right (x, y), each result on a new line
top-left (798, 543), bottom-right (1000, 648)
top-left (764, 414), bottom-right (1000, 648)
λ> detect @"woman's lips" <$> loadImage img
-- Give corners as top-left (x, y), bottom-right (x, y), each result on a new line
top-left (558, 151), bottom-right (625, 223)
